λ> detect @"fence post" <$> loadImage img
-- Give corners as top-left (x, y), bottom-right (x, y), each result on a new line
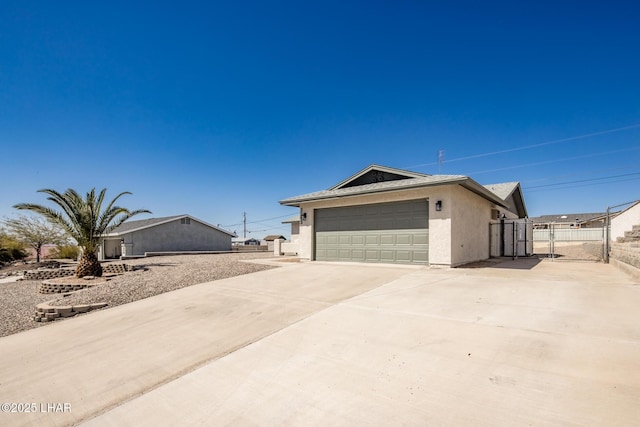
top-left (605, 207), bottom-right (610, 263)
top-left (550, 223), bottom-right (555, 261)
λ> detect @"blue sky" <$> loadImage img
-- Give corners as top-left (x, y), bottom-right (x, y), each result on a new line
top-left (1, 1), bottom-right (639, 238)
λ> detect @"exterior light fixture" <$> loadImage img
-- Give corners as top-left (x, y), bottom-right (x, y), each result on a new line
top-left (301, 212), bottom-right (307, 221)
top-left (435, 200), bottom-right (442, 211)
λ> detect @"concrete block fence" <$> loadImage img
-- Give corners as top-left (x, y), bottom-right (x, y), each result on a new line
top-left (610, 238), bottom-right (640, 282)
top-left (611, 243), bottom-right (640, 269)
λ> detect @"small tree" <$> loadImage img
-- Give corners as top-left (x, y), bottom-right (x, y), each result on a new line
top-left (2, 215), bottom-right (69, 262)
top-left (14, 188), bottom-right (151, 277)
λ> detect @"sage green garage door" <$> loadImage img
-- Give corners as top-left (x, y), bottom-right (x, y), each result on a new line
top-left (315, 199), bottom-right (429, 265)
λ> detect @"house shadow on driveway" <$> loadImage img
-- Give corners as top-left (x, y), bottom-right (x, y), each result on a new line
top-left (457, 256), bottom-right (542, 270)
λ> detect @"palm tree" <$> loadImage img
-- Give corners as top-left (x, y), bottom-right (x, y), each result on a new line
top-left (14, 188), bottom-right (151, 277)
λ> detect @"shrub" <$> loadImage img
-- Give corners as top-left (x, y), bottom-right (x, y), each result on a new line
top-left (49, 244), bottom-right (79, 260)
top-left (0, 234), bottom-right (27, 262)
top-left (10, 247), bottom-right (27, 260)
top-left (0, 249), bottom-right (12, 262)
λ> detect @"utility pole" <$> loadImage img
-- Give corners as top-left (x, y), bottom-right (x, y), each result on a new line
top-left (243, 212), bottom-right (247, 238)
top-left (438, 150), bottom-right (444, 174)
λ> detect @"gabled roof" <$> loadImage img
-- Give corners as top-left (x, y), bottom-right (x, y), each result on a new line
top-left (483, 182), bottom-right (519, 200)
top-left (280, 164), bottom-right (524, 215)
top-left (105, 214), bottom-right (236, 237)
top-left (263, 235), bottom-right (287, 241)
top-left (329, 164), bottom-right (430, 190)
top-left (483, 182), bottom-right (528, 218)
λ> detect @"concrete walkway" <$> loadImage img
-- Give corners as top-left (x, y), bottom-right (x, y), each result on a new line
top-left (2, 259), bottom-right (640, 426)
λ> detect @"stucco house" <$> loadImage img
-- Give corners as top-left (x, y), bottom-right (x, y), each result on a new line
top-left (98, 214), bottom-right (235, 260)
top-left (279, 164), bottom-right (527, 267)
top-left (261, 235), bottom-right (287, 251)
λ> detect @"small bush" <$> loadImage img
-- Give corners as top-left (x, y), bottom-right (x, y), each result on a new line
top-left (0, 234), bottom-right (27, 262)
top-left (0, 249), bottom-right (12, 262)
top-left (10, 247), bottom-right (27, 260)
top-left (49, 245), bottom-right (79, 260)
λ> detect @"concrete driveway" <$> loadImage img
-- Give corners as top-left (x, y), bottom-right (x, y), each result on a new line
top-left (1, 259), bottom-right (639, 426)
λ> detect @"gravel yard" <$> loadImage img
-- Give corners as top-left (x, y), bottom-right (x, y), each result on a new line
top-left (0, 253), bottom-right (276, 338)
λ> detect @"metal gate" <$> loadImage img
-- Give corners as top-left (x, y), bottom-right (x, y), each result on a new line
top-left (490, 219), bottom-right (534, 258)
top-left (532, 223), bottom-right (605, 261)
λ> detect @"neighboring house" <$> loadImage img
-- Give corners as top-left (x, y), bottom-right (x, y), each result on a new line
top-left (530, 213), bottom-right (608, 229)
top-left (279, 164), bottom-right (527, 267)
top-left (99, 214), bottom-right (235, 260)
top-left (261, 235), bottom-right (287, 251)
top-left (282, 215), bottom-right (300, 241)
top-left (232, 237), bottom-right (262, 246)
top-left (611, 201), bottom-right (640, 241)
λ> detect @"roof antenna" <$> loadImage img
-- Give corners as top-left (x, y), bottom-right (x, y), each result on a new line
top-left (438, 150), bottom-right (444, 174)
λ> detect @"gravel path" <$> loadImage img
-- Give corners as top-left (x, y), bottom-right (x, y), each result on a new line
top-left (0, 253), bottom-right (276, 338)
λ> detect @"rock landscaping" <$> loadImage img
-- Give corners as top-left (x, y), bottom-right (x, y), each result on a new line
top-left (0, 252), bottom-right (276, 337)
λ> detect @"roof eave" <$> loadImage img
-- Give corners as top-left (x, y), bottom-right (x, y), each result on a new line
top-left (280, 177), bottom-right (470, 206)
top-left (458, 181), bottom-right (511, 210)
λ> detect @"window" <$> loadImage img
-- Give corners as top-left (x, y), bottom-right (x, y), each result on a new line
top-left (180, 218), bottom-right (191, 225)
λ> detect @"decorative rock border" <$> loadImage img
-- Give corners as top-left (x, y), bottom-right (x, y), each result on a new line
top-left (38, 280), bottom-right (104, 294)
top-left (30, 264), bottom-right (133, 322)
top-left (102, 263), bottom-right (134, 274)
top-left (24, 269), bottom-right (75, 281)
top-left (34, 301), bottom-right (108, 322)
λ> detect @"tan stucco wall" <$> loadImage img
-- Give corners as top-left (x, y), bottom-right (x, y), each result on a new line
top-left (449, 185), bottom-right (492, 266)
top-left (295, 185), bottom-right (511, 265)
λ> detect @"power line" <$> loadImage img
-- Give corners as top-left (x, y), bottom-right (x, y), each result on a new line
top-left (405, 123), bottom-right (640, 169)
top-left (522, 163), bottom-right (640, 185)
top-left (465, 146), bottom-right (640, 177)
top-left (523, 172), bottom-right (640, 192)
top-left (221, 213), bottom-right (293, 229)
top-left (525, 172), bottom-right (640, 189)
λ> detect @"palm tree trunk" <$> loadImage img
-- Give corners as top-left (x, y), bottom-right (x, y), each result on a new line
top-left (76, 251), bottom-right (102, 277)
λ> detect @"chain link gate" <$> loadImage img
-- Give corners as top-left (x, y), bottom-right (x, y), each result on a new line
top-left (532, 223), bottom-right (605, 261)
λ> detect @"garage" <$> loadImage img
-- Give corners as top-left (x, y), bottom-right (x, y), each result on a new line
top-left (314, 199), bottom-right (428, 264)
top-left (280, 164), bottom-right (527, 267)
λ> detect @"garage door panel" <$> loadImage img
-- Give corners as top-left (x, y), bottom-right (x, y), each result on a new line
top-left (325, 249), bottom-right (338, 258)
top-left (351, 235), bottom-right (365, 245)
top-left (365, 235), bottom-right (379, 245)
top-left (365, 250), bottom-right (380, 261)
top-left (395, 233), bottom-right (412, 245)
top-left (414, 233), bottom-right (429, 245)
top-left (339, 235), bottom-right (350, 245)
top-left (380, 250), bottom-right (395, 261)
top-left (380, 234), bottom-right (394, 245)
top-left (413, 251), bottom-right (429, 262)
